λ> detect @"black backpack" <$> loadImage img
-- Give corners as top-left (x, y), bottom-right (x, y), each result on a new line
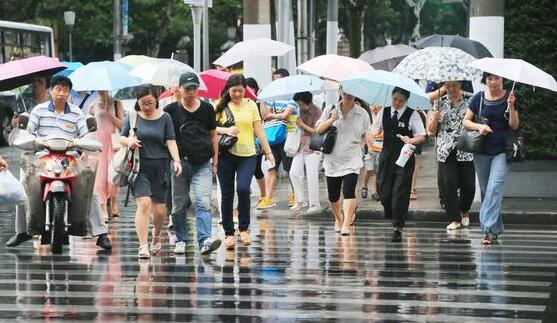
top-left (179, 120), bottom-right (214, 165)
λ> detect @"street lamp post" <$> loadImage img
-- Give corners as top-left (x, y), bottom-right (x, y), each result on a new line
top-left (64, 11), bottom-right (76, 62)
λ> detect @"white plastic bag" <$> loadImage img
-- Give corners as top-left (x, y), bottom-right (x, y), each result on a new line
top-left (284, 127), bottom-right (302, 157)
top-left (0, 170), bottom-right (27, 206)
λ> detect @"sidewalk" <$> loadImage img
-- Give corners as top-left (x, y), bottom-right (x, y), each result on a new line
top-left (270, 143), bottom-right (557, 225)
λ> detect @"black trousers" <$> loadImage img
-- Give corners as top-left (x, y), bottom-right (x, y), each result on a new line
top-left (438, 150), bottom-right (476, 222)
top-left (377, 152), bottom-right (415, 228)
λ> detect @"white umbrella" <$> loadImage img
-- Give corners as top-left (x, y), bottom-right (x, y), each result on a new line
top-left (213, 38), bottom-right (294, 67)
top-left (469, 58), bottom-right (557, 92)
top-left (296, 54), bottom-right (374, 82)
top-left (129, 58), bottom-right (207, 90)
top-left (69, 61), bottom-right (142, 91)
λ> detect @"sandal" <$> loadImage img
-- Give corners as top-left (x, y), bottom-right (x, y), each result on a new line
top-left (360, 187), bottom-right (368, 199)
top-left (150, 234), bottom-right (163, 255)
top-left (410, 190), bottom-right (417, 200)
top-left (138, 245), bottom-right (150, 259)
top-left (481, 235), bottom-right (493, 245)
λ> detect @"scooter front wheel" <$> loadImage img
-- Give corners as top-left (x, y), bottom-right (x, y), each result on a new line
top-left (50, 193), bottom-right (66, 254)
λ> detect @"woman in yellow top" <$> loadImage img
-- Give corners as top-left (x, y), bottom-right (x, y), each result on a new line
top-left (215, 74), bottom-right (274, 250)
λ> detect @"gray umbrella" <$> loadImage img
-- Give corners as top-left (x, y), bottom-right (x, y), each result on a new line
top-left (413, 34), bottom-right (493, 59)
top-left (358, 44), bottom-right (417, 71)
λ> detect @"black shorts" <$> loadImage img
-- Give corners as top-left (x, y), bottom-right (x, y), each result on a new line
top-left (132, 158), bottom-right (170, 204)
top-left (326, 173), bottom-right (359, 202)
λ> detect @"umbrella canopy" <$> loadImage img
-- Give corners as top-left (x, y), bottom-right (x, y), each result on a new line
top-left (258, 75), bottom-right (325, 101)
top-left (393, 47), bottom-right (481, 83)
top-left (69, 61), bottom-right (142, 91)
top-left (129, 58), bottom-right (207, 90)
top-left (213, 38), bottom-right (294, 67)
top-left (340, 70), bottom-right (431, 110)
top-left (414, 34), bottom-right (493, 59)
top-left (469, 58), bottom-right (557, 92)
top-left (297, 54), bottom-right (374, 82)
top-left (197, 69), bottom-right (257, 100)
top-left (0, 55), bottom-right (65, 91)
top-left (117, 55), bottom-right (155, 68)
top-left (359, 44), bottom-right (417, 71)
top-left (54, 61), bottom-right (84, 77)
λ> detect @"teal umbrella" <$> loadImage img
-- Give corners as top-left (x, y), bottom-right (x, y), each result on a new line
top-left (54, 61), bottom-right (83, 77)
top-left (340, 70), bottom-right (431, 110)
top-left (69, 61), bottom-right (142, 91)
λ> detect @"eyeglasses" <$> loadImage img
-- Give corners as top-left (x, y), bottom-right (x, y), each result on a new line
top-left (138, 101), bottom-right (156, 108)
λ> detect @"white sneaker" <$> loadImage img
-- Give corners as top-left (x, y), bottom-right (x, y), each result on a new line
top-left (461, 217), bottom-right (470, 227)
top-left (290, 201), bottom-right (308, 211)
top-left (307, 205), bottom-right (323, 213)
top-left (173, 241), bottom-right (186, 254)
top-left (446, 222), bottom-right (461, 230)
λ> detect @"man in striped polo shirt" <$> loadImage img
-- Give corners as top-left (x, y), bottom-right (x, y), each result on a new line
top-left (7, 76), bottom-right (112, 251)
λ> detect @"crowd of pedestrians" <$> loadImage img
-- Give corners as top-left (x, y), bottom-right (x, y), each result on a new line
top-left (3, 63), bottom-right (522, 258)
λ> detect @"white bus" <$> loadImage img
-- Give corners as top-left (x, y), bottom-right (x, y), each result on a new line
top-left (0, 20), bottom-right (55, 63)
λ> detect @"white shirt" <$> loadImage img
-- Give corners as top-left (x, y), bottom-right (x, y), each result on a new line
top-left (371, 106), bottom-right (427, 137)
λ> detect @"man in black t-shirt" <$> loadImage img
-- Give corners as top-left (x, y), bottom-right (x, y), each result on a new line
top-left (164, 72), bottom-right (221, 256)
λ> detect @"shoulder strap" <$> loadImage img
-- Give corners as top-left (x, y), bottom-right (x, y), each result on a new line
top-left (79, 93), bottom-right (91, 110)
top-left (129, 111), bottom-right (138, 136)
top-left (224, 105), bottom-right (235, 123)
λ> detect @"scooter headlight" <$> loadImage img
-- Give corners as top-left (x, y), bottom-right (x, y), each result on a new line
top-left (52, 163), bottom-right (63, 176)
top-left (43, 138), bottom-right (71, 152)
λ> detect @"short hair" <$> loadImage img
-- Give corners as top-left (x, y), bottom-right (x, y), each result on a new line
top-left (481, 72), bottom-right (502, 84)
top-left (273, 68), bottom-right (290, 78)
top-left (392, 87), bottom-right (410, 100)
top-left (50, 75), bottom-right (73, 90)
top-left (134, 84), bottom-right (160, 111)
top-left (245, 77), bottom-right (259, 93)
top-left (292, 91), bottom-right (313, 105)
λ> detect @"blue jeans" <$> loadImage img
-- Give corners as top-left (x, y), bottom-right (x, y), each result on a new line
top-left (473, 153), bottom-right (508, 236)
top-left (171, 159), bottom-right (213, 246)
top-left (217, 153), bottom-right (256, 236)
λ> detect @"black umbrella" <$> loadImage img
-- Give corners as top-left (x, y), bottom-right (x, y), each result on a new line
top-left (413, 34), bottom-right (493, 59)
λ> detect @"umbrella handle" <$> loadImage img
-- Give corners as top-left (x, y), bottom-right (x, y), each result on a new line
top-left (506, 81), bottom-right (516, 114)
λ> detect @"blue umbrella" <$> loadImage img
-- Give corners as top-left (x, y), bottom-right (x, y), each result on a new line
top-left (69, 61), bottom-right (142, 91)
top-left (340, 70), bottom-right (431, 110)
top-left (258, 75), bottom-right (325, 101)
top-left (54, 61), bottom-right (83, 77)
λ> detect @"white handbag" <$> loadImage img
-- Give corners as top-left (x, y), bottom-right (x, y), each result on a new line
top-left (109, 111), bottom-right (139, 186)
top-left (284, 127), bottom-right (302, 157)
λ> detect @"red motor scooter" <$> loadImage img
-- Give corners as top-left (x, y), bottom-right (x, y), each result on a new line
top-left (13, 115), bottom-right (101, 254)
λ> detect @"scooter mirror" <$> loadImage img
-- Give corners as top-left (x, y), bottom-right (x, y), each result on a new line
top-left (85, 116), bottom-right (98, 133)
top-left (17, 113), bottom-right (29, 130)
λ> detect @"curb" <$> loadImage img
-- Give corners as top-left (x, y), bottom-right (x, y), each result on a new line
top-left (309, 208), bottom-right (557, 225)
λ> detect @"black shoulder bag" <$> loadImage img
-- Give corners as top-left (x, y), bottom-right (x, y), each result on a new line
top-left (218, 105), bottom-right (238, 152)
top-left (309, 105), bottom-right (338, 154)
top-left (456, 92), bottom-right (488, 153)
top-left (504, 105), bottom-right (525, 163)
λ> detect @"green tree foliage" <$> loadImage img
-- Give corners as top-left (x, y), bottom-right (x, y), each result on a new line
top-left (505, 0), bottom-right (557, 159)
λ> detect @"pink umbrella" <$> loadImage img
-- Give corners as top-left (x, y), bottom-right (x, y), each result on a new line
top-left (198, 69), bottom-right (257, 100)
top-left (296, 54), bottom-right (374, 82)
top-left (0, 55), bottom-right (65, 91)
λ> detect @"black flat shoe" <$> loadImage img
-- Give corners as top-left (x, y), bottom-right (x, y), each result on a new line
top-left (391, 230), bottom-right (402, 243)
top-left (6, 233), bottom-right (33, 247)
top-left (96, 234), bottom-right (112, 251)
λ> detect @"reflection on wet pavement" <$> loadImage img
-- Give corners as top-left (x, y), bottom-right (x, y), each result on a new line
top-left (0, 201), bottom-right (556, 322)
